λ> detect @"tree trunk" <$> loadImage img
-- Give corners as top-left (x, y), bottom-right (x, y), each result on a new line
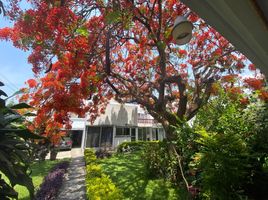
top-left (50, 147), bottom-right (58, 160)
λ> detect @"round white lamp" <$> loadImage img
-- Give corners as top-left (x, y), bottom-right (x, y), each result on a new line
top-left (172, 16), bottom-right (193, 45)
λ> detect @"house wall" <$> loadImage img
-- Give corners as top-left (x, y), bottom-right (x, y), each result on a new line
top-left (70, 101), bottom-right (165, 149)
top-left (89, 101), bottom-right (138, 126)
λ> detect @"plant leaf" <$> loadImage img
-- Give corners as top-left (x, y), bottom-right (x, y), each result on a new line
top-left (10, 103), bottom-right (32, 109)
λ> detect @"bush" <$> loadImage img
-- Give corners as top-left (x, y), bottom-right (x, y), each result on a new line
top-left (84, 148), bottom-right (97, 165)
top-left (192, 94), bottom-right (268, 199)
top-left (34, 161), bottom-right (69, 200)
top-left (193, 129), bottom-right (249, 200)
top-left (143, 141), bottom-right (179, 182)
top-left (95, 149), bottom-right (112, 159)
top-left (84, 149), bottom-right (123, 200)
top-left (117, 141), bottom-right (158, 153)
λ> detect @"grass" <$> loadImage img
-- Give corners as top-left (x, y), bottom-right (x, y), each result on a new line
top-left (3, 159), bottom-right (69, 200)
top-left (98, 151), bottom-right (188, 200)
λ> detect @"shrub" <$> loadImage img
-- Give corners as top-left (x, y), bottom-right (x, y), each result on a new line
top-left (193, 129), bottom-right (249, 200)
top-left (143, 141), bottom-right (179, 181)
top-left (192, 94), bottom-right (268, 199)
top-left (95, 149), bottom-right (112, 159)
top-left (117, 141), bottom-right (158, 153)
top-left (84, 148), bottom-right (97, 165)
top-left (34, 161), bottom-right (69, 200)
top-left (84, 149), bottom-right (123, 200)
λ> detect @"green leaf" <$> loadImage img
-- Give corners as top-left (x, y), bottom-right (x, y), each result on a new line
top-left (10, 103), bottom-right (32, 109)
top-left (23, 112), bottom-right (37, 117)
top-left (0, 90), bottom-right (8, 97)
top-left (0, 99), bottom-right (5, 109)
top-left (105, 11), bottom-right (121, 24)
top-left (0, 129), bottom-right (44, 139)
top-left (76, 26), bottom-right (89, 37)
top-left (0, 178), bottom-right (18, 199)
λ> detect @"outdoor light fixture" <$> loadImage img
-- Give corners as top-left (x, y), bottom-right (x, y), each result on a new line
top-left (171, 16), bottom-right (193, 45)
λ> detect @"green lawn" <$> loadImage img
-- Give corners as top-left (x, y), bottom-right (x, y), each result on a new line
top-left (98, 151), bottom-right (188, 200)
top-left (3, 159), bottom-right (68, 200)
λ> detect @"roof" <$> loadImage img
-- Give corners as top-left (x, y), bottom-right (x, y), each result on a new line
top-left (181, 0), bottom-right (268, 76)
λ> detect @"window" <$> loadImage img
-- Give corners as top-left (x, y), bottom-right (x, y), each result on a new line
top-left (158, 128), bottom-right (165, 141)
top-left (86, 126), bottom-right (113, 148)
top-left (152, 128), bottom-right (158, 140)
top-left (86, 127), bottom-right (100, 147)
top-left (116, 127), bottom-right (131, 136)
top-left (138, 128), bottom-right (149, 141)
top-left (131, 128), bottom-right (136, 141)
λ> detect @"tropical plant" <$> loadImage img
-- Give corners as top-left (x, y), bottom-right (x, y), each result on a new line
top-left (0, 81), bottom-right (42, 199)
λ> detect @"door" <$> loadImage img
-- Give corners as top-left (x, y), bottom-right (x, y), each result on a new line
top-left (86, 127), bottom-right (100, 147)
top-left (100, 127), bottom-right (113, 148)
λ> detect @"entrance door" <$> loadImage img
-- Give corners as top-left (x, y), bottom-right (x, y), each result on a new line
top-left (71, 130), bottom-right (83, 148)
top-left (100, 127), bottom-right (113, 148)
top-left (86, 127), bottom-right (101, 147)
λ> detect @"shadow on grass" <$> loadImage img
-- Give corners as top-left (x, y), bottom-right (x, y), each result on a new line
top-left (98, 152), bottom-right (187, 200)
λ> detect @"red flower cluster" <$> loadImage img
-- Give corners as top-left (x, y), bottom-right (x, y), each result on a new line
top-left (244, 78), bottom-right (263, 90)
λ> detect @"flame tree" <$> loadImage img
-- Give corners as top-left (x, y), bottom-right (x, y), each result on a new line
top-left (0, 0), bottom-right (267, 141)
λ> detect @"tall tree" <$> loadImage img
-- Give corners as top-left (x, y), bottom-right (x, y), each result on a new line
top-left (0, 0), bottom-right (266, 141)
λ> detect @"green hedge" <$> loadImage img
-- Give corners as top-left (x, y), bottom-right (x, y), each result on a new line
top-left (117, 141), bottom-right (159, 153)
top-left (84, 149), bottom-right (123, 200)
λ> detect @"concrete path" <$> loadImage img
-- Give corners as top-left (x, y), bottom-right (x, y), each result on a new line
top-left (46, 150), bottom-right (72, 160)
top-left (57, 148), bottom-right (87, 200)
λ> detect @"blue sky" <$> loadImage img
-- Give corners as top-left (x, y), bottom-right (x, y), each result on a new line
top-left (0, 17), bottom-right (33, 96)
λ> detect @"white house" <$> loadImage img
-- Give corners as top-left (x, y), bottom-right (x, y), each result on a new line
top-left (68, 100), bottom-right (165, 149)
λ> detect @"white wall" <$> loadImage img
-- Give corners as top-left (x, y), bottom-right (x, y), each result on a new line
top-left (88, 102), bottom-right (138, 126)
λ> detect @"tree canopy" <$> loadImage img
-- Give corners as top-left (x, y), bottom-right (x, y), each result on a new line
top-left (0, 0), bottom-right (267, 139)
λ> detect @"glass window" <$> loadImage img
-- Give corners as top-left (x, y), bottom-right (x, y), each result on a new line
top-left (158, 128), bottom-right (165, 141)
top-left (131, 128), bottom-right (136, 141)
top-left (138, 128), bottom-right (143, 140)
top-left (116, 127), bottom-right (131, 136)
top-left (86, 127), bottom-right (100, 147)
top-left (100, 127), bottom-right (113, 148)
top-left (152, 128), bottom-right (158, 140)
top-left (138, 128), bottom-right (148, 141)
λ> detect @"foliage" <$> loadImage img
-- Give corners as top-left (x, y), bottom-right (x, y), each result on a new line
top-left (84, 149), bottom-right (123, 200)
top-left (192, 94), bottom-right (268, 199)
top-left (84, 148), bottom-right (97, 165)
top-left (242, 102), bottom-right (268, 199)
top-left (116, 141), bottom-right (158, 153)
top-left (95, 149), bottom-right (112, 159)
top-left (143, 141), bottom-right (177, 180)
top-left (193, 129), bottom-right (249, 200)
top-left (1, 0), bottom-right (266, 142)
top-left (99, 150), bottom-right (188, 200)
top-left (0, 82), bottom-right (42, 200)
top-left (34, 161), bottom-right (69, 200)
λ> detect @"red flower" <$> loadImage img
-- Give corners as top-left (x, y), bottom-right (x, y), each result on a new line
top-left (244, 78), bottom-right (263, 90)
top-left (179, 49), bottom-right (187, 55)
top-left (240, 97), bottom-right (249, 105)
top-left (27, 79), bottom-right (37, 88)
top-left (259, 90), bottom-right (268, 102)
top-left (248, 63), bottom-right (256, 71)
